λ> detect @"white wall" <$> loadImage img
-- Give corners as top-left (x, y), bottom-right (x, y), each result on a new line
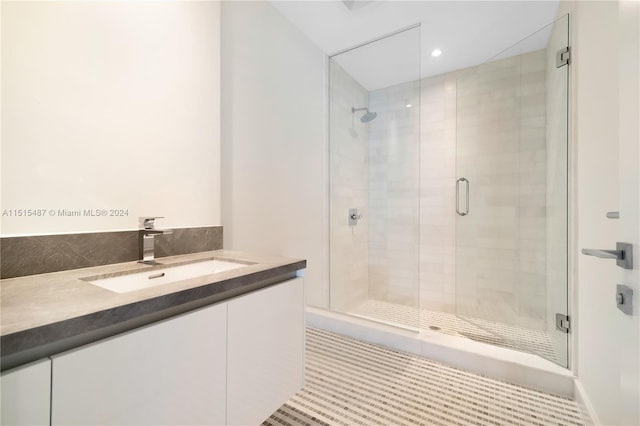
top-left (220, 1), bottom-right (327, 307)
top-left (1, 1), bottom-right (221, 236)
top-left (572, 1), bottom-right (640, 424)
top-left (616, 1), bottom-right (639, 422)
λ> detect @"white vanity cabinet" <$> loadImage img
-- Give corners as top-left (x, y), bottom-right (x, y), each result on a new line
top-left (51, 302), bottom-right (227, 425)
top-left (1, 359), bottom-right (51, 426)
top-left (49, 277), bottom-right (304, 426)
top-left (227, 276), bottom-right (305, 425)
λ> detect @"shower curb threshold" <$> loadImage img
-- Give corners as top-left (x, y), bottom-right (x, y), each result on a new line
top-left (307, 306), bottom-right (576, 398)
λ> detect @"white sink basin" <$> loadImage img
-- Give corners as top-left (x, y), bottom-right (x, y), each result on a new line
top-left (84, 259), bottom-right (248, 294)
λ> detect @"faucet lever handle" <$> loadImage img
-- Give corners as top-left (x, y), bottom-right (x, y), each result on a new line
top-left (139, 216), bottom-right (165, 230)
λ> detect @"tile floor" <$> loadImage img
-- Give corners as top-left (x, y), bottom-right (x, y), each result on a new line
top-left (348, 299), bottom-right (566, 366)
top-left (265, 328), bottom-right (588, 426)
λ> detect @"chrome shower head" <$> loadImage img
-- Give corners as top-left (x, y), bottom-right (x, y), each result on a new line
top-left (352, 107), bottom-right (377, 123)
top-left (360, 111), bottom-right (377, 123)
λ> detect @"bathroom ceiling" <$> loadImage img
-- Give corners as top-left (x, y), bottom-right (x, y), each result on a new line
top-left (269, 0), bottom-right (560, 90)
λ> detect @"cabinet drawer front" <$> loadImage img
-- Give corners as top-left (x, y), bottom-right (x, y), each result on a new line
top-left (51, 303), bottom-right (227, 426)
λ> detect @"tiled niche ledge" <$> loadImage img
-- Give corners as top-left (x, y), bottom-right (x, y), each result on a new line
top-left (0, 226), bottom-right (223, 279)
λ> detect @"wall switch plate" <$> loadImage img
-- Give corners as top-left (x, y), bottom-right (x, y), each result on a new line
top-left (616, 284), bottom-right (633, 315)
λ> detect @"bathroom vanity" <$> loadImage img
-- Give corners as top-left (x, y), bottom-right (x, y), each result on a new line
top-left (0, 250), bottom-right (306, 425)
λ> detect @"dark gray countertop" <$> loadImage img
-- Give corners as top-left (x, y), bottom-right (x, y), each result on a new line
top-left (1, 250), bottom-right (306, 371)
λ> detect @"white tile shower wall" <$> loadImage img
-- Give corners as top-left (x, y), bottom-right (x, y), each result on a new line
top-left (329, 61), bottom-right (370, 312)
top-left (419, 73), bottom-right (458, 313)
top-left (455, 50), bottom-right (548, 331)
top-left (367, 81), bottom-right (420, 306)
top-left (518, 51), bottom-right (548, 329)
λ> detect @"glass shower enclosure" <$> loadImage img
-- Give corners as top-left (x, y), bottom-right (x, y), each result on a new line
top-left (328, 15), bottom-right (570, 367)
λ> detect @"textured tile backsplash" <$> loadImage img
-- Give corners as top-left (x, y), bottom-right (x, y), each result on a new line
top-left (1, 226), bottom-right (223, 279)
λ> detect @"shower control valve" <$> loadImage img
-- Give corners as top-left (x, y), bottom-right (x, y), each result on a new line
top-left (349, 208), bottom-right (363, 226)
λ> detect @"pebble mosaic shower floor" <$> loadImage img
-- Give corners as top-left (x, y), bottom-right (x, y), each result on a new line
top-left (348, 299), bottom-right (565, 366)
top-left (265, 328), bottom-right (589, 426)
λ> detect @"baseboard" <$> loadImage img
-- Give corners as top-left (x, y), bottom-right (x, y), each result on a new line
top-left (574, 379), bottom-right (599, 425)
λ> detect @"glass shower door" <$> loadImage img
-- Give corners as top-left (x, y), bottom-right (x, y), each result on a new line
top-left (455, 15), bottom-right (569, 366)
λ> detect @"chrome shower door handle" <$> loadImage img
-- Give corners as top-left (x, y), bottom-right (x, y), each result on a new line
top-left (456, 177), bottom-right (469, 216)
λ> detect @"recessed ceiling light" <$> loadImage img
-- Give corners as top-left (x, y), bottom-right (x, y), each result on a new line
top-left (405, 103), bottom-right (413, 108)
top-left (431, 48), bottom-right (442, 57)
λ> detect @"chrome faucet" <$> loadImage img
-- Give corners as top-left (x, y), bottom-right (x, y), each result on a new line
top-left (139, 217), bottom-right (173, 265)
